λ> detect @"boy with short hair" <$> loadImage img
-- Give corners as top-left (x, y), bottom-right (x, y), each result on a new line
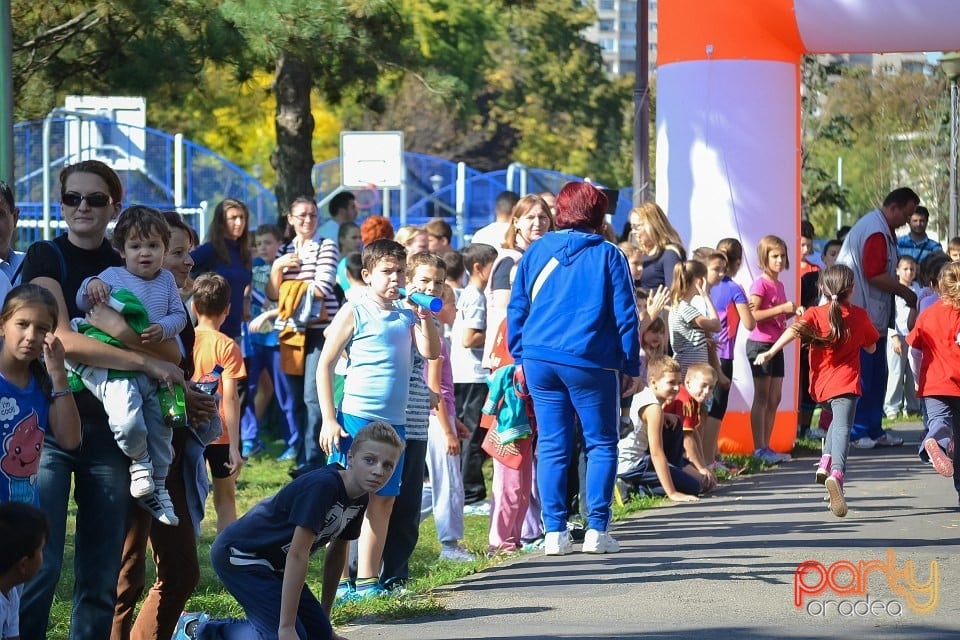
top-left (177, 422), bottom-right (404, 640)
top-left (949, 237), bottom-right (960, 262)
top-left (618, 356), bottom-right (702, 502)
top-left (668, 363), bottom-right (719, 493)
top-left (885, 255), bottom-right (922, 419)
top-left (442, 250), bottom-right (465, 292)
top-left (317, 240), bottom-right (440, 600)
top-left (192, 273), bottom-right (247, 533)
top-left (0, 502), bottom-right (48, 639)
top-left (242, 224), bottom-right (286, 460)
top-left (73, 205), bottom-right (187, 525)
top-left (452, 242), bottom-right (499, 505)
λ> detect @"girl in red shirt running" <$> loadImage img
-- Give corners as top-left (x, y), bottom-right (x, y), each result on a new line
top-left (754, 265), bottom-right (879, 517)
top-left (907, 261), bottom-right (960, 501)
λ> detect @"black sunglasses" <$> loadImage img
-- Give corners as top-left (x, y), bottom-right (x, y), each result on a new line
top-left (61, 192), bottom-right (112, 208)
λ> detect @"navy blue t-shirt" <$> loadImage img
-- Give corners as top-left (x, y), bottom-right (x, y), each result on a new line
top-left (218, 464), bottom-right (367, 573)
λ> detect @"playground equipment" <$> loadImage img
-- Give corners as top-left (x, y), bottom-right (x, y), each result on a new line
top-left (658, 0), bottom-right (960, 453)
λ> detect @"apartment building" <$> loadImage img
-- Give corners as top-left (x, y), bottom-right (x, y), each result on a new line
top-left (583, 0), bottom-right (658, 77)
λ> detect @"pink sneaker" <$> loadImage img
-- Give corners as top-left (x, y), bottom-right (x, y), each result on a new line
top-left (924, 438), bottom-right (954, 478)
top-left (815, 454), bottom-right (831, 485)
top-left (825, 471), bottom-right (847, 518)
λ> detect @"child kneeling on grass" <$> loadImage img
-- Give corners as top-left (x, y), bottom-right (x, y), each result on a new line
top-left (174, 422), bottom-right (404, 640)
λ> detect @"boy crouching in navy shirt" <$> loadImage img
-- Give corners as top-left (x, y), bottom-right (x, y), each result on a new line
top-left (617, 356), bottom-right (702, 503)
top-left (176, 422), bottom-right (404, 640)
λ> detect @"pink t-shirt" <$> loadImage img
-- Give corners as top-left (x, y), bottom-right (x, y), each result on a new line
top-left (748, 276), bottom-right (788, 343)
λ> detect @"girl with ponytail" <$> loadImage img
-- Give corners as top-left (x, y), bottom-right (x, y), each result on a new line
top-left (754, 265), bottom-right (879, 518)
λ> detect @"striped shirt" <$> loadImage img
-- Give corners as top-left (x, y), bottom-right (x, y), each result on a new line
top-left (669, 299), bottom-right (709, 377)
top-left (405, 349), bottom-right (431, 441)
top-left (78, 267), bottom-right (187, 341)
top-left (277, 237), bottom-right (340, 329)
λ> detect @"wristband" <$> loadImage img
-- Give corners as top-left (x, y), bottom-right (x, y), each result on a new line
top-left (51, 389), bottom-right (73, 399)
top-left (417, 311), bottom-right (431, 319)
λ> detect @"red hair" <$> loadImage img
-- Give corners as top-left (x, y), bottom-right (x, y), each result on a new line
top-left (360, 215), bottom-right (395, 246)
top-left (555, 182), bottom-right (607, 231)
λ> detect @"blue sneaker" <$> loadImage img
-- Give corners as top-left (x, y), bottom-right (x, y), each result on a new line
top-left (277, 445), bottom-right (297, 462)
top-left (241, 439), bottom-right (266, 459)
top-left (173, 612), bottom-right (209, 639)
top-left (336, 583), bottom-right (390, 605)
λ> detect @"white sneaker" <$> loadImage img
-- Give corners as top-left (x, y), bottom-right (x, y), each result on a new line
top-left (544, 530), bottom-right (573, 556)
top-left (138, 488), bottom-right (179, 526)
top-left (582, 529), bottom-right (620, 554)
top-left (439, 545), bottom-right (475, 563)
top-left (851, 437), bottom-right (877, 449)
top-left (129, 459), bottom-right (154, 498)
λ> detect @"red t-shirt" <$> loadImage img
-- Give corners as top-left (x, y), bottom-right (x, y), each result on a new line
top-left (862, 233), bottom-right (889, 279)
top-left (664, 386), bottom-right (701, 431)
top-left (906, 300), bottom-right (960, 398)
top-left (801, 303), bottom-right (879, 402)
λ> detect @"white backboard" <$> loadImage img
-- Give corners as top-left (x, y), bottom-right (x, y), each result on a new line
top-left (63, 96), bottom-right (147, 171)
top-left (340, 131), bottom-right (404, 188)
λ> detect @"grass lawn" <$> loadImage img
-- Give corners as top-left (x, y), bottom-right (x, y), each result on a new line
top-left (43, 434), bottom-right (801, 638)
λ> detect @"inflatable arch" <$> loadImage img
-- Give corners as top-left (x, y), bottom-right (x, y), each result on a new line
top-left (657, 0), bottom-right (960, 453)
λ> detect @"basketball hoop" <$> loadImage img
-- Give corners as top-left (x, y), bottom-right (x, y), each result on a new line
top-left (353, 184), bottom-right (381, 211)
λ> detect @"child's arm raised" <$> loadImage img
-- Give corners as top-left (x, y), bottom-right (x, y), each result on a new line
top-left (643, 403), bottom-right (699, 502)
top-left (317, 305), bottom-right (355, 456)
top-left (693, 281), bottom-right (722, 332)
top-left (753, 323), bottom-right (800, 366)
top-left (413, 311), bottom-right (441, 360)
top-left (279, 524), bottom-right (315, 640)
top-left (44, 333), bottom-right (81, 450)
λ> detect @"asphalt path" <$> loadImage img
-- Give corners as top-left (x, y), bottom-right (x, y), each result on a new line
top-left (346, 421), bottom-right (960, 639)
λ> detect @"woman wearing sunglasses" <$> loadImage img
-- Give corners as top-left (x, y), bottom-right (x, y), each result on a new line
top-left (17, 160), bottom-right (185, 640)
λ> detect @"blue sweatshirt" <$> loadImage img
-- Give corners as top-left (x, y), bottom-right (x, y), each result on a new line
top-left (507, 229), bottom-right (640, 376)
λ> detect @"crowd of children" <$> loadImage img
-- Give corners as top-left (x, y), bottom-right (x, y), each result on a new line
top-left (5, 165), bottom-right (960, 640)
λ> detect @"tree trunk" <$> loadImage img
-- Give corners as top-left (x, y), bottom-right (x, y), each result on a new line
top-left (271, 53), bottom-right (315, 223)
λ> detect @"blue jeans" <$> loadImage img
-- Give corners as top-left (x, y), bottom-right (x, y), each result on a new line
top-left (923, 396), bottom-right (960, 495)
top-left (198, 535), bottom-right (332, 640)
top-left (850, 336), bottom-right (887, 442)
top-left (524, 359), bottom-right (620, 533)
top-left (19, 412), bottom-right (131, 640)
top-left (284, 329), bottom-right (325, 467)
top-left (823, 394), bottom-right (857, 474)
top-left (241, 343), bottom-right (297, 446)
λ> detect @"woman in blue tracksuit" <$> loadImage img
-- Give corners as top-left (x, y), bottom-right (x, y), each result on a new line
top-left (507, 181), bottom-right (640, 556)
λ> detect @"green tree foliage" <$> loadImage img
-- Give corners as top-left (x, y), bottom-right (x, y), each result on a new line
top-left (803, 60), bottom-right (949, 239)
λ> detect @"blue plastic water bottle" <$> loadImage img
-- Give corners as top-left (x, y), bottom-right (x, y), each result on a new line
top-left (195, 364), bottom-right (224, 395)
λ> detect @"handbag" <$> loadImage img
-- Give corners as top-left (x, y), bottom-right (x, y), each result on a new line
top-left (482, 427), bottom-right (532, 470)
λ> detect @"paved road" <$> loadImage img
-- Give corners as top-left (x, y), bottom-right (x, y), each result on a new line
top-left (346, 422), bottom-right (960, 639)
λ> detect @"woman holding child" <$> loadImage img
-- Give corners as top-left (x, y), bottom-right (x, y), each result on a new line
top-left (267, 196), bottom-right (341, 476)
top-left (18, 161), bottom-right (184, 639)
top-left (507, 181), bottom-right (640, 556)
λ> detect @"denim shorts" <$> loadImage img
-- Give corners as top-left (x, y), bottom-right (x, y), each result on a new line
top-left (327, 413), bottom-right (406, 497)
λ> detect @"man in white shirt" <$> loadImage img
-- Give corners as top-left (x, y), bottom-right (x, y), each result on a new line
top-left (469, 191), bottom-right (519, 249)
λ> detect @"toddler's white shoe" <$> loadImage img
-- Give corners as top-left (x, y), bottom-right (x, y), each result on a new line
top-left (544, 530), bottom-right (573, 556)
top-left (138, 487), bottom-right (179, 526)
top-left (129, 458), bottom-right (154, 498)
top-left (582, 529), bottom-right (620, 554)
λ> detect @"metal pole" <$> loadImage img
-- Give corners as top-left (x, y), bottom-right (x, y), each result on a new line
top-left (174, 133), bottom-right (184, 209)
top-left (455, 162), bottom-right (466, 248)
top-left (0, 0), bottom-right (12, 185)
top-left (633, 0), bottom-right (650, 204)
top-left (951, 78), bottom-right (958, 241)
top-left (42, 114), bottom-right (52, 240)
top-left (836, 156), bottom-right (843, 232)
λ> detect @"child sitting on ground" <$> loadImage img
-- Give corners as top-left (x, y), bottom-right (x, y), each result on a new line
top-left (669, 363), bottom-right (719, 493)
top-left (0, 502), bottom-right (48, 639)
top-left (618, 356), bottom-right (701, 502)
top-left (175, 422), bottom-right (404, 640)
